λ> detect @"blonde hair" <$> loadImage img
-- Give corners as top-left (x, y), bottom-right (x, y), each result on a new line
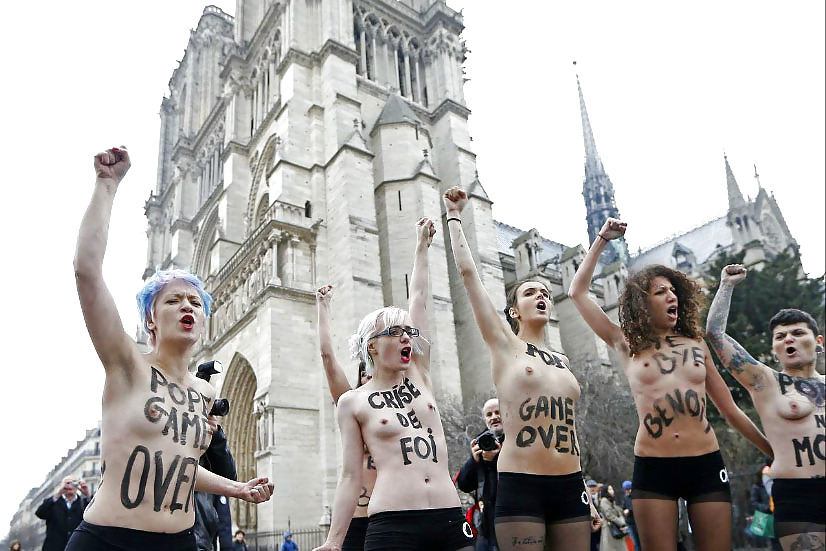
top-left (348, 306), bottom-right (426, 374)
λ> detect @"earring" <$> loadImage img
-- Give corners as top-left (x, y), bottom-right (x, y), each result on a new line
top-left (772, 353), bottom-right (779, 362)
top-left (509, 310), bottom-right (518, 319)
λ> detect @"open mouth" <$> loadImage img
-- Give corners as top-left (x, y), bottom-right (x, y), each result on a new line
top-left (181, 315), bottom-right (195, 329)
top-left (400, 347), bottom-right (412, 363)
top-left (786, 346), bottom-right (797, 356)
top-left (537, 300), bottom-right (547, 311)
top-left (666, 306), bottom-right (678, 319)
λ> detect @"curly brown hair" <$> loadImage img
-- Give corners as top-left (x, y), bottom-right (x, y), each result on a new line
top-left (619, 265), bottom-right (705, 355)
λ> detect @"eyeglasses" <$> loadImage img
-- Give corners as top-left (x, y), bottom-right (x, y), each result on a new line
top-left (372, 325), bottom-right (420, 338)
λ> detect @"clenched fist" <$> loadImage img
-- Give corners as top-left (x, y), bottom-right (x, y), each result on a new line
top-left (94, 146), bottom-right (131, 184)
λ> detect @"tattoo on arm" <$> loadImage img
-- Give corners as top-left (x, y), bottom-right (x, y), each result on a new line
top-left (706, 284), bottom-right (733, 353)
top-left (725, 335), bottom-right (760, 374)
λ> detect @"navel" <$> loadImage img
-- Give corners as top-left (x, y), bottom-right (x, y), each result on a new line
top-left (526, 366), bottom-right (534, 375)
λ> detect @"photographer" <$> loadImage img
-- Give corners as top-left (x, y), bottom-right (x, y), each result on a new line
top-left (35, 477), bottom-right (92, 551)
top-left (193, 362), bottom-right (237, 551)
top-left (456, 399), bottom-right (504, 551)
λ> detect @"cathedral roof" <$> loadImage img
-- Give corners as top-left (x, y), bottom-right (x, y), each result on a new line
top-left (494, 221), bottom-right (567, 263)
top-left (629, 215), bottom-right (733, 272)
top-left (374, 93), bottom-right (423, 128)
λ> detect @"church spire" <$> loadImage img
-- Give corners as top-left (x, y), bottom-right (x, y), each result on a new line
top-left (577, 74), bottom-right (605, 178)
top-left (724, 154), bottom-right (746, 209)
top-left (575, 68), bottom-right (626, 265)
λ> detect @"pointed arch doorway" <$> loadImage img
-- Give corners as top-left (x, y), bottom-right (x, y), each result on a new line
top-left (223, 354), bottom-right (258, 533)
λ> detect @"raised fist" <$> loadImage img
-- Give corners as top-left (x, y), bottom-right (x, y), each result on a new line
top-left (416, 217), bottom-right (436, 247)
top-left (721, 264), bottom-right (747, 286)
top-left (316, 284), bottom-right (334, 305)
top-left (443, 186), bottom-right (467, 215)
top-left (598, 218), bottom-right (626, 241)
top-left (238, 477), bottom-right (274, 503)
top-left (94, 146), bottom-right (131, 184)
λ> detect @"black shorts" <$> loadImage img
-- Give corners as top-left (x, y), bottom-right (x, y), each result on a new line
top-left (364, 507), bottom-right (474, 551)
top-left (343, 516), bottom-right (369, 551)
top-left (632, 450), bottom-right (731, 503)
top-left (65, 521), bottom-right (196, 551)
top-left (772, 478), bottom-right (826, 529)
top-left (494, 471), bottom-right (591, 524)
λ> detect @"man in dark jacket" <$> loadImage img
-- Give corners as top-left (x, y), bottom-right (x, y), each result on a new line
top-left (456, 399), bottom-right (503, 551)
top-left (194, 423), bottom-right (237, 551)
top-left (35, 477), bottom-right (92, 551)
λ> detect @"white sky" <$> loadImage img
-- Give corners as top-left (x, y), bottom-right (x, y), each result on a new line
top-left (1, 0), bottom-right (823, 537)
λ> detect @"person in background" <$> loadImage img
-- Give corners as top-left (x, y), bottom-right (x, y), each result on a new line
top-left (621, 481), bottom-right (640, 551)
top-left (232, 530), bottom-right (248, 551)
top-left (283, 532), bottom-right (299, 551)
top-left (9, 541), bottom-right (22, 551)
top-left (35, 477), bottom-right (92, 551)
top-left (598, 485), bottom-right (628, 551)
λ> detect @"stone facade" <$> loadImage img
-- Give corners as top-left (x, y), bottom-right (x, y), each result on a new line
top-left (136, 0), bottom-right (797, 545)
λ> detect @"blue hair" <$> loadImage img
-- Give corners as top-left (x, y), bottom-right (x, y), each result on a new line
top-left (137, 269), bottom-right (212, 339)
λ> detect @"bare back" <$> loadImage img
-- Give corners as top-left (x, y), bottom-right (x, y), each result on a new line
top-left (493, 336), bottom-right (583, 476)
top-left (84, 356), bottom-right (216, 532)
top-left (348, 366), bottom-right (459, 514)
top-left (623, 336), bottom-right (719, 457)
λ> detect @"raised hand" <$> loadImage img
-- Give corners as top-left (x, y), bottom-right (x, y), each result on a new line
top-left (416, 217), bottom-right (436, 247)
top-left (316, 284), bottom-right (334, 305)
top-left (720, 264), bottom-right (747, 286)
top-left (443, 186), bottom-right (467, 215)
top-left (598, 217), bottom-right (626, 241)
top-left (93, 146), bottom-right (131, 184)
top-left (237, 477), bottom-right (274, 503)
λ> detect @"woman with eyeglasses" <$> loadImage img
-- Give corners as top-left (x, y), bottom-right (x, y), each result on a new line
top-left (444, 187), bottom-right (602, 551)
top-left (314, 218), bottom-right (474, 551)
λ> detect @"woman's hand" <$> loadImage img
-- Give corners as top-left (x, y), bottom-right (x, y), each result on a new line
top-left (598, 217), bottom-right (626, 241)
top-left (443, 186), bottom-right (467, 216)
top-left (416, 217), bottom-right (436, 247)
top-left (93, 146), bottom-right (131, 184)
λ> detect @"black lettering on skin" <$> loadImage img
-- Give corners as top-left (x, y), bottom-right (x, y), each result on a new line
top-left (816, 414), bottom-right (826, 429)
top-left (644, 413), bottom-right (663, 438)
top-left (144, 397), bottom-right (168, 423)
top-left (404, 378), bottom-right (422, 399)
top-left (564, 397), bottom-right (574, 426)
top-left (151, 366), bottom-right (168, 392)
top-left (400, 437), bottom-right (414, 465)
top-left (366, 455), bottom-right (376, 470)
top-left (652, 400), bottom-right (674, 427)
top-left (186, 388), bottom-right (201, 413)
top-left (381, 391), bottom-right (399, 409)
top-left (153, 451), bottom-right (181, 512)
top-left (199, 417), bottom-right (211, 450)
top-left (414, 436), bottom-right (430, 459)
top-left (536, 425), bottom-right (554, 448)
top-left (427, 428), bottom-right (438, 463)
top-left (665, 336), bottom-right (681, 348)
top-left (162, 407), bottom-right (180, 442)
top-left (200, 394), bottom-right (210, 416)
top-left (368, 392), bottom-right (385, 409)
top-left (121, 446), bottom-right (150, 509)
top-left (535, 396), bottom-right (549, 418)
top-left (652, 352), bottom-right (677, 374)
top-left (570, 428), bottom-right (580, 456)
top-left (685, 389), bottom-right (701, 416)
top-left (392, 386), bottom-right (405, 408)
top-left (397, 384), bottom-right (413, 404)
top-left (169, 457), bottom-right (198, 512)
top-left (550, 396), bottom-right (563, 421)
top-left (700, 397), bottom-right (711, 433)
top-left (180, 413), bottom-right (201, 447)
top-left (526, 343), bottom-right (566, 369)
top-left (516, 426), bottom-right (536, 447)
top-left (519, 398), bottom-right (534, 421)
top-left (358, 486), bottom-right (370, 507)
top-left (793, 437), bottom-right (814, 467)
top-left (407, 409), bottom-right (422, 429)
top-left (396, 412), bottom-right (410, 427)
top-left (168, 383), bottom-right (187, 405)
top-left (664, 390), bottom-right (686, 416)
top-left (691, 347), bottom-right (705, 366)
top-left (777, 375), bottom-right (826, 407)
top-left (555, 425), bottom-right (569, 453)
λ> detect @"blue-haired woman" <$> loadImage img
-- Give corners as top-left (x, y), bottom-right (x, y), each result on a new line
top-left (69, 147), bottom-right (273, 551)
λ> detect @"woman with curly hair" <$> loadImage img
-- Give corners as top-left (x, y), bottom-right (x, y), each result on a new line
top-left (569, 218), bottom-right (772, 551)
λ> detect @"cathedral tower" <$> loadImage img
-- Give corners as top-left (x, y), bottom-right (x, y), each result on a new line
top-left (577, 74), bottom-right (628, 264)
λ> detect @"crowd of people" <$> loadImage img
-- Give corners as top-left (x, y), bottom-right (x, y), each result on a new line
top-left (26, 148), bottom-right (820, 551)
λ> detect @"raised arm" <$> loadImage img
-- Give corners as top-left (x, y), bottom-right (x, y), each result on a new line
top-left (706, 265), bottom-right (771, 391)
top-left (569, 218), bottom-right (627, 351)
top-left (317, 285), bottom-right (352, 404)
top-left (314, 393), bottom-right (365, 551)
top-left (74, 147), bottom-right (136, 369)
top-left (443, 187), bottom-right (511, 349)
top-left (194, 467), bottom-right (273, 503)
top-left (703, 346), bottom-right (773, 458)
top-left (408, 218), bottom-right (435, 373)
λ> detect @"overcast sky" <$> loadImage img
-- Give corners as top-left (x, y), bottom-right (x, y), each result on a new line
top-left (1, 0), bottom-right (823, 537)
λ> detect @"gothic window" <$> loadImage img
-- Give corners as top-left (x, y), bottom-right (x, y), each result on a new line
top-left (256, 193), bottom-right (270, 227)
top-left (735, 217), bottom-right (743, 231)
top-left (397, 46), bottom-right (408, 96)
top-left (603, 191), bottom-right (611, 204)
top-left (304, 200), bottom-right (312, 218)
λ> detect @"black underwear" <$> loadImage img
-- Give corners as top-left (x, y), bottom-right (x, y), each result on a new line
top-left (342, 516), bottom-right (369, 551)
top-left (632, 450), bottom-right (732, 503)
top-left (494, 471), bottom-right (591, 524)
top-left (364, 507), bottom-right (474, 551)
top-left (65, 520), bottom-right (196, 551)
top-left (771, 477), bottom-right (826, 537)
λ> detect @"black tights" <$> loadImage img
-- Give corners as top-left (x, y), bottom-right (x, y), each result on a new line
top-left (775, 521), bottom-right (826, 551)
top-left (634, 497), bottom-right (731, 551)
top-left (495, 515), bottom-right (591, 551)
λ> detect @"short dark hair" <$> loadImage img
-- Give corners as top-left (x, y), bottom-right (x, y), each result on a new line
top-left (769, 309), bottom-right (820, 336)
top-left (235, 530), bottom-right (245, 536)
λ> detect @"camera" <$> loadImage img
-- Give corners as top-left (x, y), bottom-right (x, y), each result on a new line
top-left (475, 429), bottom-right (503, 452)
top-left (196, 361), bottom-right (231, 417)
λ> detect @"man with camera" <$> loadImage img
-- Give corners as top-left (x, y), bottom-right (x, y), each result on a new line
top-left (456, 399), bottom-right (504, 551)
top-left (35, 477), bottom-right (92, 551)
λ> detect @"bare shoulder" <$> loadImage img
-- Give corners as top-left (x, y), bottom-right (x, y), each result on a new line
top-left (189, 376), bottom-right (216, 402)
